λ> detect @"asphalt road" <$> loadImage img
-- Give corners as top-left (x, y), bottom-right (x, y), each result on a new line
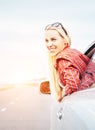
top-left (0, 85), bottom-right (51, 130)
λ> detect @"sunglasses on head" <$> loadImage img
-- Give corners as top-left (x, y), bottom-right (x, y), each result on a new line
top-left (45, 22), bottom-right (68, 35)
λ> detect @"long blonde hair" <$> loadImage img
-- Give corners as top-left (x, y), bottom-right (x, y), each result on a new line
top-left (45, 22), bottom-right (71, 100)
top-left (48, 53), bottom-right (62, 100)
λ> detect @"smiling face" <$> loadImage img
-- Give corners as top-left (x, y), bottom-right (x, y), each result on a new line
top-left (45, 29), bottom-right (68, 56)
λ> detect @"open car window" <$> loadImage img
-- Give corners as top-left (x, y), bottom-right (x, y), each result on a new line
top-left (84, 41), bottom-right (95, 59)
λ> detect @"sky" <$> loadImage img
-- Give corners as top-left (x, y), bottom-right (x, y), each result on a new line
top-left (0, 0), bottom-right (95, 84)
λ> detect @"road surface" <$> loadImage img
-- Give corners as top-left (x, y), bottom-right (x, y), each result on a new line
top-left (0, 85), bottom-right (51, 130)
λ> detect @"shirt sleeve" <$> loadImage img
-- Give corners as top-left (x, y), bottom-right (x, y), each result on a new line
top-left (57, 59), bottom-right (81, 95)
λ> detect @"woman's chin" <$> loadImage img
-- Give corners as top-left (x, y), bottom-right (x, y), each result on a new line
top-left (48, 50), bottom-right (57, 56)
top-left (50, 52), bottom-right (56, 56)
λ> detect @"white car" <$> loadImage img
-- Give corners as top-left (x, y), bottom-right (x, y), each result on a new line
top-left (51, 41), bottom-right (95, 130)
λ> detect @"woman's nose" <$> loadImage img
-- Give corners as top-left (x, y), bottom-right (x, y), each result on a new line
top-left (47, 41), bottom-right (53, 47)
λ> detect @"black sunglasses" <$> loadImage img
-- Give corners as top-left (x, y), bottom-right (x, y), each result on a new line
top-left (45, 22), bottom-right (68, 35)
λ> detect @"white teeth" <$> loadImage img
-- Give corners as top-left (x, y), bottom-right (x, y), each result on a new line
top-left (49, 48), bottom-right (55, 50)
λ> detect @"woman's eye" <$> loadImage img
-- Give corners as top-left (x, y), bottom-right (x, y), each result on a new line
top-left (45, 39), bottom-right (48, 42)
top-left (51, 38), bottom-right (56, 41)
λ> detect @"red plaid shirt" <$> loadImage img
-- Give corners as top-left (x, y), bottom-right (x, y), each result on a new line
top-left (55, 48), bottom-right (95, 95)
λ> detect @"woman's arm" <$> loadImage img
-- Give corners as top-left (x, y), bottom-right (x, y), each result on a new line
top-left (58, 59), bottom-right (81, 95)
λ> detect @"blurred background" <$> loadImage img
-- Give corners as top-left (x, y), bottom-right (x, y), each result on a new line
top-left (0, 0), bottom-right (95, 84)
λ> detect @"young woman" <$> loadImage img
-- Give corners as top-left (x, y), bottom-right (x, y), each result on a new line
top-left (44, 22), bottom-right (95, 102)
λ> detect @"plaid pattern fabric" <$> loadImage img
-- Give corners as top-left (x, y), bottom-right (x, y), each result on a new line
top-left (55, 48), bottom-right (95, 95)
top-left (81, 57), bottom-right (95, 90)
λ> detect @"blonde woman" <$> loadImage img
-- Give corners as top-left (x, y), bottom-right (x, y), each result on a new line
top-left (44, 22), bottom-right (95, 102)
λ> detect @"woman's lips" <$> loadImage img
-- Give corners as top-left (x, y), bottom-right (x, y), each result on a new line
top-left (49, 48), bottom-right (56, 52)
top-left (47, 46), bottom-right (56, 50)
